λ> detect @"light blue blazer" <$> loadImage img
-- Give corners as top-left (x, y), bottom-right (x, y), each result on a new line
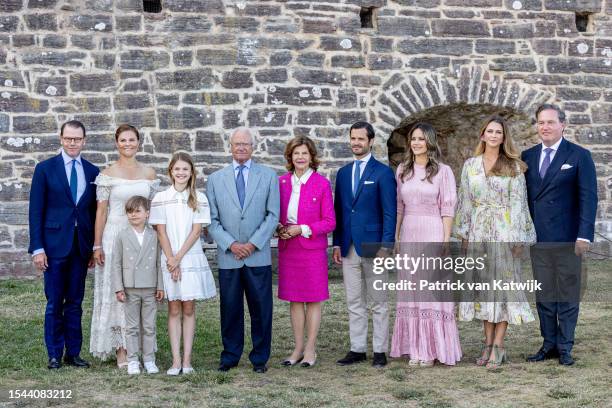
top-left (206, 162), bottom-right (280, 269)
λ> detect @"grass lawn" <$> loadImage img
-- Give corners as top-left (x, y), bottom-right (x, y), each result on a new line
top-left (0, 259), bottom-right (610, 408)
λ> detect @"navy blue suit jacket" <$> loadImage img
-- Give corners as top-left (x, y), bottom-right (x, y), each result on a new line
top-left (333, 156), bottom-right (397, 257)
top-left (28, 153), bottom-right (99, 258)
top-left (521, 138), bottom-right (597, 243)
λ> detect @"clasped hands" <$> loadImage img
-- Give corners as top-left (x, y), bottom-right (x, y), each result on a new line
top-left (276, 224), bottom-right (302, 240)
top-left (230, 242), bottom-right (256, 260)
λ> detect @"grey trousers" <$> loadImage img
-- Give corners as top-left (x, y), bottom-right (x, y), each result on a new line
top-left (125, 288), bottom-right (157, 363)
top-left (342, 245), bottom-right (389, 353)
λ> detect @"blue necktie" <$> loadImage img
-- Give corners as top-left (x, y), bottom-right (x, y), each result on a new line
top-left (70, 159), bottom-right (78, 203)
top-left (539, 148), bottom-right (553, 179)
top-left (352, 160), bottom-right (362, 197)
top-left (236, 165), bottom-right (246, 208)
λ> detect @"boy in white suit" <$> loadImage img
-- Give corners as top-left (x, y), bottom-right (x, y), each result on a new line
top-left (111, 196), bottom-right (164, 375)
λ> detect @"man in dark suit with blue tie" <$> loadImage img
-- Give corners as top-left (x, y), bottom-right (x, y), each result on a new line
top-left (28, 120), bottom-right (99, 369)
top-left (522, 104), bottom-right (597, 366)
top-left (332, 121), bottom-right (397, 368)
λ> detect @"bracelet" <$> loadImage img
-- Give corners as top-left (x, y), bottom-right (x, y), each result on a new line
top-left (93, 245), bottom-right (102, 251)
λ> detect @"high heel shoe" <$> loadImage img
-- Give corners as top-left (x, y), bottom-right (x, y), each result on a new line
top-left (300, 353), bottom-right (317, 368)
top-left (476, 344), bottom-right (493, 366)
top-left (486, 345), bottom-right (507, 370)
top-left (281, 354), bottom-right (304, 367)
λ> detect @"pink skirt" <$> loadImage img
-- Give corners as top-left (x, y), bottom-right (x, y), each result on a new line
top-left (278, 242), bottom-right (329, 303)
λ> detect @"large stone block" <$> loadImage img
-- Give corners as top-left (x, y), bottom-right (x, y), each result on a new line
top-left (297, 52), bottom-right (326, 67)
top-left (445, 0), bottom-right (501, 5)
top-left (546, 57), bottom-right (582, 73)
top-left (0, 16), bottom-right (19, 32)
top-left (214, 17), bottom-right (259, 33)
top-left (556, 87), bottom-right (601, 101)
top-left (320, 36), bottom-right (362, 52)
top-left (194, 131), bottom-right (226, 153)
top-left (255, 69), bottom-right (288, 83)
top-left (12, 35), bottom-right (35, 48)
top-left (162, 16), bottom-right (212, 32)
top-left (93, 53), bottom-right (116, 70)
top-left (294, 69), bottom-right (346, 86)
top-left (13, 115), bottom-right (57, 134)
top-left (532, 39), bottom-right (563, 55)
top-left (173, 51), bottom-right (193, 67)
top-left (70, 34), bottom-right (95, 50)
top-left (54, 97), bottom-right (111, 113)
top-left (544, 0), bottom-right (601, 12)
top-left (591, 104), bottom-right (612, 123)
top-left (303, 18), bottom-right (337, 34)
top-left (24, 13), bottom-right (58, 31)
top-left (398, 39), bottom-right (473, 56)
top-left (120, 50), bottom-right (170, 71)
top-left (70, 73), bottom-right (117, 92)
top-left (0, 92), bottom-right (49, 113)
top-left (43, 35), bottom-right (67, 48)
top-left (164, 0), bottom-right (224, 13)
top-left (367, 54), bottom-right (402, 70)
top-left (115, 15), bottom-right (142, 32)
top-left (492, 23), bottom-right (535, 38)
top-left (196, 49), bottom-right (237, 66)
top-left (158, 107), bottom-right (215, 129)
top-left (504, 0), bottom-right (542, 10)
top-left (0, 202), bottom-right (28, 225)
top-left (222, 70), bottom-right (253, 89)
top-left (0, 113), bottom-right (8, 132)
top-left (67, 14), bottom-right (113, 32)
top-left (432, 19), bottom-right (490, 37)
top-left (22, 51), bottom-right (87, 67)
top-left (410, 56), bottom-right (450, 69)
top-left (475, 39), bottom-right (516, 54)
top-left (1, 0), bottom-right (23, 12)
top-left (183, 92), bottom-right (240, 106)
top-left (266, 87), bottom-right (333, 106)
top-left (0, 70), bottom-right (25, 88)
top-left (113, 94), bottom-right (151, 110)
top-left (156, 69), bottom-right (214, 91)
top-left (247, 108), bottom-right (288, 127)
top-left (331, 55), bottom-right (366, 68)
top-left (150, 132), bottom-right (192, 153)
top-left (72, 114), bottom-right (113, 132)
top-left (491, 57), bottom-right (537, 71)
top-left (27, 0), bottom-right (57, 8)
top-left (377, 17), bottom-right (430, 37)
top-left (243, 4), bottom-right (281, 16)
top-left (222, 109), bottom-right (244, 129)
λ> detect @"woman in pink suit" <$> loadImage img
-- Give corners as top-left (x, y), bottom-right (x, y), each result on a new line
top-left (277, 136), bottom-right (336, 368)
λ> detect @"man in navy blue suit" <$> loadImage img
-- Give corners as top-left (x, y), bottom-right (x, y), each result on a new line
top-left (522, 104), bottom-right (597, 366)
top-left (332, 121), bottom-right (397, 368)
top-left (28, 120), bottom-right (99, 369)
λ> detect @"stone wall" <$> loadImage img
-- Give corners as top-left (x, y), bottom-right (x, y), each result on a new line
top-left (0, 0), bottom-right (610, 276)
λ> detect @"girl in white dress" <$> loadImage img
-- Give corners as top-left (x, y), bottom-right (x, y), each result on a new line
top-left (149, 152), bottom-right (216, 375)
top-left (91, 124), bottom-right (159, 366)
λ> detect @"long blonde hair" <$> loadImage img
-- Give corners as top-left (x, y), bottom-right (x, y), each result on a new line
top-left (399, 122), bottom-right (441, 183)
top-left (474, 115), bottom-right (527, 177)
top-left (168, 152), bottom-right (198, 211)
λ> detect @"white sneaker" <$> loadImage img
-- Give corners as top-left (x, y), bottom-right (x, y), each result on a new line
top-left (166, 366), bottom-right (181, 376)
top-left (144, 361), bottom-right (159, 374)
top-left (408, 359), bottom-right (420, 366)
top-left (182, 366), bottom-right (195, 374)
top-left (127, 361), bottom-right (140, 375)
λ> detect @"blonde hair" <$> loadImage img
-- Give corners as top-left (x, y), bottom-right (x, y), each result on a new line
top-left (168, 152), bottom-right (198, 211)
top-left (474, 116), bottom-right (527, 177)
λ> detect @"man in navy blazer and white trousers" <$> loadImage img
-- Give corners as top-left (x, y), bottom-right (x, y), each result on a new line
top-left (522, 104), bottom-right (597, 366)
top-left (28, 120), bottom-right (99, 369)
top-left (333, 121), bottom-right (397, 368)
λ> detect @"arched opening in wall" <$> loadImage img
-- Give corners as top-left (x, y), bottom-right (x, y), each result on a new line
top-left (387, 103), bottom-right (539, 182)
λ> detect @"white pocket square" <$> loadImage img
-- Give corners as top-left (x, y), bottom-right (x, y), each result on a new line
top-left (561, 164), bottom-right (573, 170)
top-left (364, 181), bottom-right (374, 185)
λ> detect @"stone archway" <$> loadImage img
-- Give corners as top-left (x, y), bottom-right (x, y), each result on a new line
top-left (387, 103), bottom-right (538, 179)
top-left (370, 67), bottom-right (555, 178)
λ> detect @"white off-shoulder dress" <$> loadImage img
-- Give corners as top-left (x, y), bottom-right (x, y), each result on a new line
top-left (89, 174), bottom-right (160, 360)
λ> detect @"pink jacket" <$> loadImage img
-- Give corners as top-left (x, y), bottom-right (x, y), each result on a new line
top-left (278, 171), bottom-right (336, 250)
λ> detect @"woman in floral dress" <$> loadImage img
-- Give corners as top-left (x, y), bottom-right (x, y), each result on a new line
top-left (454, 115), bottom-right (536, 369)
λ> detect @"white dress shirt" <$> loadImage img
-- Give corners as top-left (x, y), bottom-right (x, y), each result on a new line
top-left (132, 227), bottom-right (145, 246)
top-left (287, 168), bottom-right (313, 238)
top-left (352, 152), bottom-right (372, 193)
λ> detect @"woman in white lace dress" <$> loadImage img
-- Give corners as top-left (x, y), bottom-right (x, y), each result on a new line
top-left (90, 125), bottom-right (159, 366)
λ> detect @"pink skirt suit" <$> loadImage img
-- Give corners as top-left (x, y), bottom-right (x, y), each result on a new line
top-left (277, 171), bottom-right (336, 302)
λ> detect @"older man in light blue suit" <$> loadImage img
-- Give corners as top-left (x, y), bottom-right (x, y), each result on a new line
top-left (207, 128), bottom-right (280, 373)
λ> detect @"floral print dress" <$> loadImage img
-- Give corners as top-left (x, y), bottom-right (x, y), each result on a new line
top-left (454, 156), bottom-right (536, 324)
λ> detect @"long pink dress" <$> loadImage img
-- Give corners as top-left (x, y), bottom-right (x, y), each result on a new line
top-left (390, 163), bottom-right (462, 365)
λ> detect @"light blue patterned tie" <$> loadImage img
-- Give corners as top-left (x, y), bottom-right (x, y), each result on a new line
top-left (353, 160), bottom-right (361, 197)
top-left (236, 165), bottom-right (246, 208)
top-left (539, 148), bottom-right (553, 179)
top-left (70, 159), bottom-right (78, 203)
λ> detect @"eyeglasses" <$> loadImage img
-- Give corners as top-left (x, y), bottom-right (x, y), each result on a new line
top-left (231, 142), bottom-right (253, 148)
top-left (62, 137), bottom-right (84, 144)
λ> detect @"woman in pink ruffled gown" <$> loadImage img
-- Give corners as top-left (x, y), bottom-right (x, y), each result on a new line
top-left (390, 123), bottom-right (462, 366)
